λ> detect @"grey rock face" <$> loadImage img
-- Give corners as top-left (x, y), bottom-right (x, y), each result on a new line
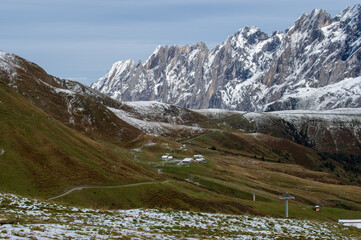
top-left (92, 5), bottom-right (361, 111)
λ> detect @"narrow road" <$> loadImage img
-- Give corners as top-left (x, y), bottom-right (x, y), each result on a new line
top-left (48, 180), bottom-right (171, 201)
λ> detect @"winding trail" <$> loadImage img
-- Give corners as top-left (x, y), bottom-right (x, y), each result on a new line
top-left (181, 130), bottom-right (219, 143)
top-left (48, 180), bottom-right (171, 201)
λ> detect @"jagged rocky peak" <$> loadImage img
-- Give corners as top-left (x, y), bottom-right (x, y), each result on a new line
top-left (144, 42), bottom-right (209, 71)
top-left (263, 31), bottom-right (284, 52)
top-left (236, 26), bottom-right (269, 45)
top-left (337, 4), bottom-right (361, 21)
top-left (92, 4), bottom-right (361, 112)
top-left (264, 4), bottom-right (361, 86)
top-left (145, 45), bottom-right (171, 69)
top-left (220, 26), bottom-right (271, 53)
top-left (194, 41), bottom-right (208, 50)
top-left (111, 59), bottom-right (136, 75)
top-left (336, 4), bottom-right (361, 59)
top-left (292, 9), bottom-right (332, 33)
top-left (91, 59), bottom-right (135, 94)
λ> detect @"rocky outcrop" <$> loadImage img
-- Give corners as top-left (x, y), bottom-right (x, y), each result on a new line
top-left (92, 5), bottom-right (361, 111)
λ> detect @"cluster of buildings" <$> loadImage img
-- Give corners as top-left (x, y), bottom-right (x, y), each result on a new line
top-left (161, 155), bottom-right (174, 160)
top-left (180, 155), bottom-right (206, 165)
top-left (160, 154), bottom-right (206, 165)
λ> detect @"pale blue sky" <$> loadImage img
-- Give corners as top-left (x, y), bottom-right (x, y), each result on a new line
top-left (0, 0), bottom-right (359, 85)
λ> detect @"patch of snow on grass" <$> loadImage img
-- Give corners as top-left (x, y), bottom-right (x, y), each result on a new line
top-left (269, 108), bottom-right (361, 123)
top-left (192, 108), bottom-right (244, 119)
top-left (54, 88), bottom-right (75, 96)
top-left (0, 192), bottom-right (358, 239)
top-left (109, 107), bottom-right (204, 136)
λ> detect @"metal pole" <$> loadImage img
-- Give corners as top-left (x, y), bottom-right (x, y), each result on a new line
top-left (279, 192), bottom-right (294, 218)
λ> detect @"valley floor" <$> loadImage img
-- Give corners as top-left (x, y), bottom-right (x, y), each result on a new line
top-left (1, 193), bottom-right (360, 239)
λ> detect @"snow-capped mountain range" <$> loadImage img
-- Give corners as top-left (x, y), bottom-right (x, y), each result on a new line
top-left (92, 5), bottom-right (361, 111)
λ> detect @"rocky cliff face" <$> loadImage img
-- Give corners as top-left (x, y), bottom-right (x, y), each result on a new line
top-left (92, 5), bottom-right (361, 111)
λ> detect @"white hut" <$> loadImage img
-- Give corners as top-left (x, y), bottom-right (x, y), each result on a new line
top-left (181, 158), bottom-right (194, 165)
top-left (338, 219), bottom-right (361, 229)
top-left (195, 158), bottom-right (206, 163)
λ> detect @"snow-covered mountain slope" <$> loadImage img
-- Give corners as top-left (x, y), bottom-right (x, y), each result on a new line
top-left (268, 108), bottom-right (361, 122)
top-left (121, 101), bottom-right (206, 124)
top-left (108, 105), bottom-right (205, 137)
top-left (92, 4), bottom-right (361, 111)
top-left (192, 107), bottom-right (361, 155)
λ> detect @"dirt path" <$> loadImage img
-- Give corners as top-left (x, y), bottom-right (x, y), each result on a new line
top-left (48, 180), bottom-right (171, 201)
top-left (181, 129), bottom-right (219, 143)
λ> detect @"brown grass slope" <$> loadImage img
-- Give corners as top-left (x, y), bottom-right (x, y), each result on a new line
top-left (0, 52), bottom-right (142, 145)
top-left (0, 80), bottom-right (159, 199)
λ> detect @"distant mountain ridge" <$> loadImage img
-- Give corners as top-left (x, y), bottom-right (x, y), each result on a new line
top-left (92, 5), bottom-right (361, 111)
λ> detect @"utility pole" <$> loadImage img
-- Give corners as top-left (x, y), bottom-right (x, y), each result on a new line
top-left (251, 193), bottom-right (256, 201)
top-left (279, 192), bottom-right (295, 218)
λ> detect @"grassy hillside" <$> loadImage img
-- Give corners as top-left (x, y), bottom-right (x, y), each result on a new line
top-left (39, 127), bottom-right (361, 222)
top-left (0, 81), bottom-right (158, 199)
top-left (0, 53), bottom-right (142, 145)
top-left (1, 51), bottom-right (361, 223)
top-left (1, 79), bottom-right (360, 221)
top-left (144, 133), bottom-right (361, 221)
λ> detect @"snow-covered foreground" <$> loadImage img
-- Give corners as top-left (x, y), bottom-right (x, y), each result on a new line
top-left (0, 193), bottom-right (358, 239)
